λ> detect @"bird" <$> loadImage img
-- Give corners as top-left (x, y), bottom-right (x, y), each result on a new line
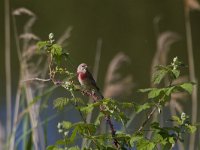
top-left (77, 63), bottom-right (104, 100)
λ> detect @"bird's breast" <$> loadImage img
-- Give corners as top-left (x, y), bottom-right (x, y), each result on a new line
top-left (78, 73), bottom-right (88, 86)
top-left (79, 72), bottom-right (87, 80)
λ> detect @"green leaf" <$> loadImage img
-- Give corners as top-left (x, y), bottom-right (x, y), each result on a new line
top-left (94, 112), bottom-right (104, 125)
top-left (55, 139), bottom-right (66, 145)
top-left (152, 67), bottom-right (168, 84)
top-left (80, 104), bottom-right (94, 115)
top-left (171, 116), bottom-right (182, 125)
top-left (152, 132), bottom-right (165, 144)
top-left (138, 88), bottom-right (154, 93)
top-left (168, 137), bottom-right (175, 144)
top-left (62, 121), bottom-right (72, 129)
top-left (51, 44), bottom-right (62, 56)
top-left (186, 124), bottom-right (197, 134)
top-left (46, 145), bottom-right (55, 150)
top-left (134, 103), bottom-right (152, 114)
top-left (121, 102), bottom-right (134, 108)
top-left (164, 87), bottom-right (175, 96)
top-left (179, 83), bottom-right (193, 94)
top-left (151, 122), bottom-right (160, 129)
top-left (171, 69), bottom-right (180, 79)
top-left (130, 135), bottom-right (143, 147)
top-left (53, 97), bottom-right (70, 110)
top-left (70, 126), bottom-right (78, 143)
top-left (137, 139), bottom-right (156, 150)
top-left (115, 112), bottom-right (129, 125)
top-left (46, 145), bottom-right (63, 150)
top-left (37, 41), bottom-right (49, 50)
top-left (148, 88), bottom-right (162, 99)
top-left (68, 146), bottom-right (80, 150)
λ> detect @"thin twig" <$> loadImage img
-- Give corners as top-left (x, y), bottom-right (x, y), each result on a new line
top-left (70, 91), bottom-right (86, 123)
top-left (138, 107), bottom-right (157, 132)
top-left (105, 115), bottom-right (119, 148)
top-left (21, 78), bottom-right (51, 82)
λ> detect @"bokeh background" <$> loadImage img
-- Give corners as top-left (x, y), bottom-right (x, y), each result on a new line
top-left (0, 0), bottom-right (200, 149)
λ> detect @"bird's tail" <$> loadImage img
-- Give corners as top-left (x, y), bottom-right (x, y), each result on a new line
top-left (99, 92), bottom-right (104, 100)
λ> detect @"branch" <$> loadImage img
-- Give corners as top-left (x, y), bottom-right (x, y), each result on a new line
top-left (137, 107), bottom-right (157, 132)
top-left (105, 115), bottom-right (120, 148)
top-left (21, 78), bottom-right (51, 82)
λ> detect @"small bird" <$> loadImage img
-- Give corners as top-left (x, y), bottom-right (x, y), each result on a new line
top-left (77, 63), bottom-right (104, 99)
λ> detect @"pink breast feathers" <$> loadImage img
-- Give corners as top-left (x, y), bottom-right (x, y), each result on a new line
top-left (79, 72), bottom-right (87, 80)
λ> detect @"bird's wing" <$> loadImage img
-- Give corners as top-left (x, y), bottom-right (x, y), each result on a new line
top-left (86, 70), bottom-right (100, 91)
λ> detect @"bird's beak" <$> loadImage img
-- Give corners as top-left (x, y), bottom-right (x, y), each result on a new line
top-left (84, 65), bottom-right (88, 70)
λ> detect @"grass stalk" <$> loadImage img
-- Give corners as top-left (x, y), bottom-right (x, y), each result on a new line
top-left (81, 38), bottom-right (102, 149)
top-left (9, 86), bottom-right (21, 150)
top-left (184, 3), bottom-right (198, 150)
top-left (4, 0), bottom-right (12, 145)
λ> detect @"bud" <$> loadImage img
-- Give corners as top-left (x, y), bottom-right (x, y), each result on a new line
top-left (173, 56), bottom-right (178, 63)
top-left (181, 112), bottom-right (186, 120)
top-left (49, 33), bottom-right (55, 44)
top-left (64, 131), bottom-right (69, 136)
top-left (49, 33), bottom-right (54, 40)
top-left (57, 122), bottom-right (62, 129)
top-left (58, 129), bottom-right (63, 133)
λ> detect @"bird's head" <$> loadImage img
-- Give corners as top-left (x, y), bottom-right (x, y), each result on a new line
top-left (77, 63), bottom-right (88, 74)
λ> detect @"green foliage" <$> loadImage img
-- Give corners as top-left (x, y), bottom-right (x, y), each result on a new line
top-left (133, 102), bottom-right (152, 114)
top-left (36, 35), bottom-right (197, 150)
top-left (37, 33), bottom-right (69, 65)
top-left (53, 97), bottom-right (70, 110)
top-left (152, 57), bottom-right (183, 85)
top-left (139, 82), bottom-right (193, 101)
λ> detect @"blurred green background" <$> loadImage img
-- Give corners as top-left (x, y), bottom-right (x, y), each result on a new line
top-left (0, 0), bottom-right (200, 149)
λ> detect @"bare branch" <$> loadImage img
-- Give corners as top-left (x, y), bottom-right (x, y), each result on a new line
top-left (21, 78), bottom-right (51, 82)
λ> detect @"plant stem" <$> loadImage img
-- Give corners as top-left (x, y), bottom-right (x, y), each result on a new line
top-left (184, 2), bottom-right (198, 149)
top-left (138, 107), bottom-right (157, 132)
top-left (70, 91), bottom-right (86, 123)
top-left (9, 85), bottom-right (21, 150)
top-left (105, 115), bottom-right (120, 148)
top-left (4, 0), bottom-right (12, 144)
